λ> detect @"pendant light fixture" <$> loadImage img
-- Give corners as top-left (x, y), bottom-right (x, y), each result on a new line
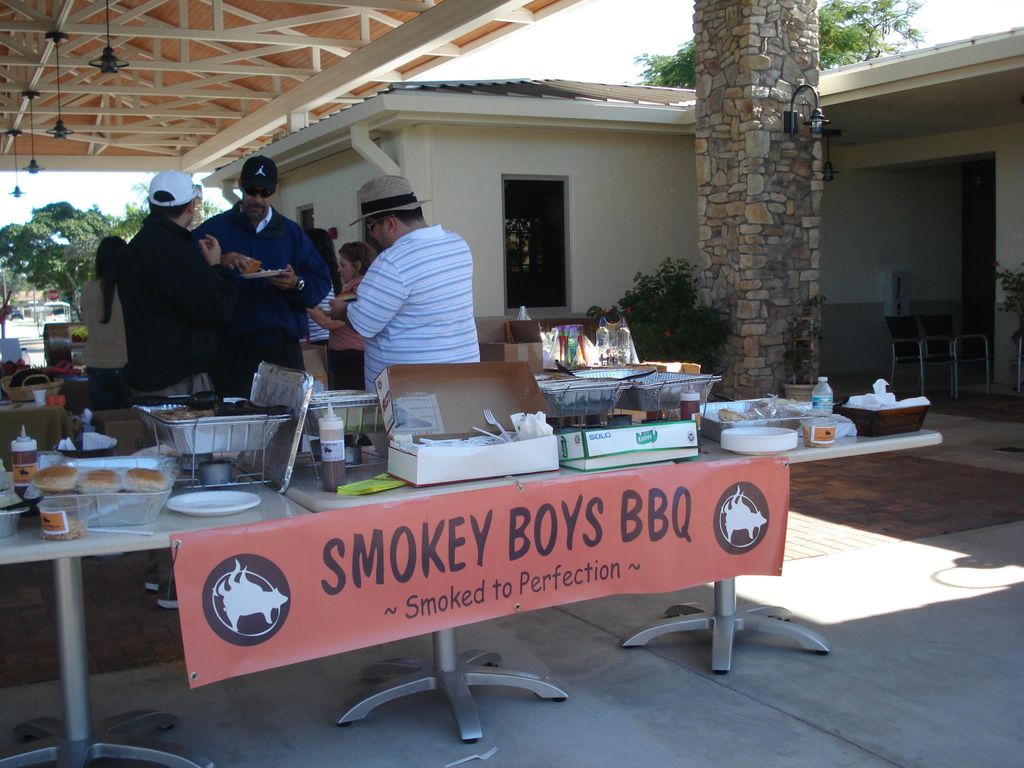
top-left (89, 0), bottom-right (129, 73)
top-left (45, 31), bottom-right (74, 139)
top-left (21, 90), bottom-right (43, 174)
top-left (6, 129), bottom-right (25, 198)
top-left (822, 129), bottom-right (841, 182)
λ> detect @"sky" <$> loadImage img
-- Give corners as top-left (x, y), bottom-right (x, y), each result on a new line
top-left (1, 0), bottom-right (1021, 228)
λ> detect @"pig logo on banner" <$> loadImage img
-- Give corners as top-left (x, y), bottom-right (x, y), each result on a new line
top-left (713, 484), bottom-right (769, 554)
top-left (203, 555), bottom-right (291, 646)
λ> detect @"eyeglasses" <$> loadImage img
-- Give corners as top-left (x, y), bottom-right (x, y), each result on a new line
top-left (243, 186), bottom-right (273, 198)
top-left (365, 217), bottom-right (385, 232)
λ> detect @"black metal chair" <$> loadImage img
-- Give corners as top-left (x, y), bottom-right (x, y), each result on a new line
top-left (917, 314), bottom-right (958, 399)
top-left (953, 328), bottom-right (990, 397)
top-left (884, 315), bottom-right (923, 396)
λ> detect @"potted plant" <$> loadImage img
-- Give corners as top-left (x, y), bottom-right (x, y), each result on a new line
top-left (783, 296), bottom-right (825, 400)
top-left (994, 261), bottom-right (1024, 378)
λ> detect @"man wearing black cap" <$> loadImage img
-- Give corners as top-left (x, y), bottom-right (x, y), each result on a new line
top-left (194, 155), bottom-right (331, 396)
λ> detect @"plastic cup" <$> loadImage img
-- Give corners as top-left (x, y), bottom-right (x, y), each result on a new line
top-left (32, 389), bottom-right (47, 405)
top-left (38, 496), bottom-right (93, 541)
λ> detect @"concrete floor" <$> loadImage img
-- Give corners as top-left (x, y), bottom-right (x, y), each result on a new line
top-left (2, 521), bottom-right (1021, 768)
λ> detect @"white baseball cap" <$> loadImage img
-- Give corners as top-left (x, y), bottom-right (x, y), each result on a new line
top-left (149, 171), bottom-right (196, 207)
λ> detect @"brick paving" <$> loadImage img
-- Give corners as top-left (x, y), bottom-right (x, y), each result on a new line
top-left (2, 390), bottom-right (1021, 689)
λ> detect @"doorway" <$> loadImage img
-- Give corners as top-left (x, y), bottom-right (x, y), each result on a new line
top-left (961, 159), bottom-right (995, 338)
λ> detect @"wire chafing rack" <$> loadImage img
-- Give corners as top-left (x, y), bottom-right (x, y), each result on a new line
top-left (136, 405), bottom-right (292, 488)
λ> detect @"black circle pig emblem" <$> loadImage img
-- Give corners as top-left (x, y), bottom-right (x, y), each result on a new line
top-left (203, 555), bottom-right (291, 646)
top-left (713, 484), bottom-right (769, 554)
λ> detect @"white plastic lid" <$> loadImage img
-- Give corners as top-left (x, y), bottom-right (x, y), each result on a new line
top-left (680, 389), bottom-right (700, 401)
top-left (11, 425), bottom-right (36, 452)
top-left (319, 405), bottom-right (344, 431)
top-left (818, 376), bottom-right (828, 383)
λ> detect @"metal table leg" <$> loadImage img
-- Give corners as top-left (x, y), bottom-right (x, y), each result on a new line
top-left (337, 627), bottom-right (568, 743)
top-left (0, 557), bottom-right (214, 768)
top-left (621, 578), bottom-right (830, 673)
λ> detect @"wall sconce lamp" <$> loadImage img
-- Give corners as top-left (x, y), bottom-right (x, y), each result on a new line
top-left (822, 129), bottom-right (841, 182)
top-left (784, 83), bottom-right (829, 136)
top-left (89, 0), bottom-right (129, 73)
top-left (45, 31), bottom-right (74, 139)
top-left (6, 129), bottom-right (25, 198)
top-left (21, 90), bottom-right (43, 173)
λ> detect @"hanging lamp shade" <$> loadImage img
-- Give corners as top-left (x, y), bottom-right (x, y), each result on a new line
top-left (6, 128), bottom-right (25, 197)
top-left (45, 31), bottom-right (74, 139)
top-left (21, 90), bottom-right (43, 174)
top-left (89, 1), bottom-right (129, 73)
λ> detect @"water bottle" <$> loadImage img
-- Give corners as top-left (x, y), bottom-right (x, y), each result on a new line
top-left (517, 305), bottom-right (531, 321)
top-left (811, 376), bottom-right (833, 416)
top-left (595, 317), bottom-right (611, 365)
top-left (617, 318), bottom-right (633, 366)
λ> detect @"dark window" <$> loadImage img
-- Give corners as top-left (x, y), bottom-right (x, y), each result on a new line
top-left (503, 177), bottom-right (567, 310)
top-left (298, 206), bottom-right (315, 230)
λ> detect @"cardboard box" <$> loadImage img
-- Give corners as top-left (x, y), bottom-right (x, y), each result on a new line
top-left (92, 408), bottom-right (155, 456)
top-left (374, 361), bottom-right (559, 486)
top-left (479, 341), bottom-right (544, 374)
top-left (558, 420), bottom-right (698, 471)
top-left (301, 343), bottom-right (328, 392)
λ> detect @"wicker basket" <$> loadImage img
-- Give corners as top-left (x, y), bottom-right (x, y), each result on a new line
top-left (833, 404), bottom-right (928, 437)
top-left (1, 373), bottom-right (63, 402)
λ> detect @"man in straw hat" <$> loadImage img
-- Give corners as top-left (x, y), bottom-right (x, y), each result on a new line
top-left (338, 175), bottom-right (478, 389)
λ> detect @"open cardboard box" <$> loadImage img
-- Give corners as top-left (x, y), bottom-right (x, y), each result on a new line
top-left (477, 318), bottom-right (544, 374)
top-left (374, 361), bottom-right (559, 486)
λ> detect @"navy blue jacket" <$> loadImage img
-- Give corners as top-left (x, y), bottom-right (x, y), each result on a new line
top-left (194, 206), bottom-right (331, 344)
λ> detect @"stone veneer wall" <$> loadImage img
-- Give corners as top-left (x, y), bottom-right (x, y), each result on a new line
top-left (694, 0), bottom-right (823, 398)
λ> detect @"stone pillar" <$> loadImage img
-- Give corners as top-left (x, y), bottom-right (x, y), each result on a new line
top-left (694, 0), bottom-right (823, 399)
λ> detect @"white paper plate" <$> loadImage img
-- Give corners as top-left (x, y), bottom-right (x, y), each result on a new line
top-left (241, 269), bottom-right (287, 280)
top-left (167, 491), bottom-right (260, 516)
top-left (720, 427), bottom-right (798, 455)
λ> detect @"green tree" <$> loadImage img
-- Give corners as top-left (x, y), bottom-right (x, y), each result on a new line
top-left (0, 202), bottom-right (117, 319)
top-left (636, 0), bottom-right (923, 86)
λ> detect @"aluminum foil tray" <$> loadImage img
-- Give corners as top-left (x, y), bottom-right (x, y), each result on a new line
top-left (535, 377), bottom-right (626, 418)
top-left (137, 405), bottom-right (291, 455)
top-left (305, 390), bottom-right (384, 438)
top-left (701, 399), bottom-right (815, 442)
top-left (617, 372), bottom-right (721, 412)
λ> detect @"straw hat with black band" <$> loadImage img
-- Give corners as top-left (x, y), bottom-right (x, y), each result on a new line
top-left (349, 175), bottom-right (430, 226)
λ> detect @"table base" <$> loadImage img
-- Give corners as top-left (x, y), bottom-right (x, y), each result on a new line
top-left (0, 557), bottom-right (214, 768)
top-left (337, 627), bottom-right (568, 743)
top-left (621, 578), bottom-right (830, 673)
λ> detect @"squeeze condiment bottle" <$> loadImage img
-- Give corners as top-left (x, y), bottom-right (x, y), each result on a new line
top-left (319, 406), bottom-right (346, 492)
top-left (679, 385), bottom-right (701, 427)
top-left (11, 426), bottom-right (38, 498)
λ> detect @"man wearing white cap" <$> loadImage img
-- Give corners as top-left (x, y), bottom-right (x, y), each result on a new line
top-left (118, 170), bottom-right (236, 396)
top-left (338, 175), bottom-right (479, 389)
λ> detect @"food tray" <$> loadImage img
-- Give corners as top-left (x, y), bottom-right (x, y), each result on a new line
top-left (616, 372), bottom-right (721, 413)
top-left (137, 405), bottom-right (291, 454)
top-left (833, 404), bottom-right (928, 437)
top-left (701, 399), bottom-right (815, 442)
top-left (305, 390), bottom-right (384, 438)
top-left (535, 376), bottom-right (627, 418)
top-left (51, 456), bottom-right (176, 527)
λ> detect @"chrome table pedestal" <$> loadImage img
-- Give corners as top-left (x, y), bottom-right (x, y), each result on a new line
top-left (337, 627), bottom-right (568, 743)
top-left (621, 578), bottom-right (830, 673)
top-left (0, 557), bottom-right (213, 768)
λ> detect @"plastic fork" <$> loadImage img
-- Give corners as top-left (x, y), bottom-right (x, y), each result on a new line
top-left (482, 409), bottom-right (514, 442)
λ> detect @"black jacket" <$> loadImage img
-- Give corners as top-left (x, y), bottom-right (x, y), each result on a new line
top-left (117, 213), bottom-right (236, 392)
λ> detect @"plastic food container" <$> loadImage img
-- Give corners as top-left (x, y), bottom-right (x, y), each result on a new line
top-left (38, 496), bottom-right (93, 540)
top-left (0, 508), bottom-right (24, 538)
top-left (802, 418), bottom-right (837, 447)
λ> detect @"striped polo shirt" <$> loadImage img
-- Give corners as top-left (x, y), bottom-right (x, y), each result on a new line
top-left (347, 224), bottom-right (479, 389)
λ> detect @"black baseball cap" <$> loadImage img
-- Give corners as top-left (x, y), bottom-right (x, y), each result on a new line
top-left (240, 155), bottom-right (278, 193)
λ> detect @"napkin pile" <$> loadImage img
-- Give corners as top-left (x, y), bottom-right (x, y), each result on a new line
top-left (845, 379), bottom-right (930, 410)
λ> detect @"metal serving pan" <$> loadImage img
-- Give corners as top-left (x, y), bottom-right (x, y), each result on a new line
top-left (616, 371), bottom-right (721, 413)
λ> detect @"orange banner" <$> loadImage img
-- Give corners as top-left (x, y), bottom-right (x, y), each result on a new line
top-left (174, 457), bottom-right (788, 687)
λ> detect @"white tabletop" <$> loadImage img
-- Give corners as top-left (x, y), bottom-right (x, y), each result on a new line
top-left (0, 428), bottom-right (941, 566)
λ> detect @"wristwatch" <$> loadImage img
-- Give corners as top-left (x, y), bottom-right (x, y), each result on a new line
top-left (293, 277), bottom-right (305, 292)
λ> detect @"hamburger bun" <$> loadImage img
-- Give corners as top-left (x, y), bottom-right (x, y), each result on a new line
top-left (125, 468), bottom-right (172, 493)
top-left (34, 465), bottom-right (78, 493)
top-left (240, 258), bottom-right (262, 275)
top-left (77, 469), bottom-right (122, 494)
